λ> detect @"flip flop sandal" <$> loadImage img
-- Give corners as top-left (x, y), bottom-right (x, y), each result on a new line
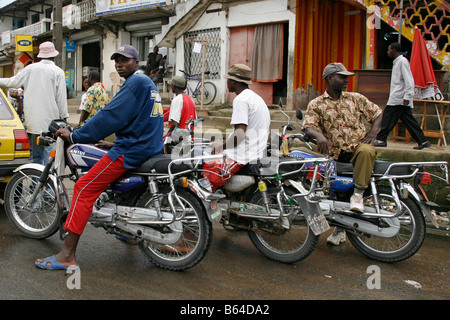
top-left (35, 255), bottom-right (79, 271)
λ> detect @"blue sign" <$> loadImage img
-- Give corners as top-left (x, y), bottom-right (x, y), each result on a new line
top-left (66, 39), bottom-right (76, 52)
top-left (17, 40), bottom-right (31, 46)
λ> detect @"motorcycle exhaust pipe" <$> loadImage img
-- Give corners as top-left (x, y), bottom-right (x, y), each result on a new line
top-left (114, 221), bottom-right (181, 245)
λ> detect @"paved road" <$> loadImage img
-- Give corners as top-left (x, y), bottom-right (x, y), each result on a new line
top-left (1, 207), bottom-right (449, 299)
top-left (0, 204), bottom-right (448, 311)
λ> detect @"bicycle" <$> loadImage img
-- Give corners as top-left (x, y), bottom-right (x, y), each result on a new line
top-left (179, 70), bottom-right (217, 105)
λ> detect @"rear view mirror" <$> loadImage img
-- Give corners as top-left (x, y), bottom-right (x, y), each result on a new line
top-left (296, 108), bottom-right (303, 120)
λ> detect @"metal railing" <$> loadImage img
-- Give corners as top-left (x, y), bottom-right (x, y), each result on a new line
top-left (0, 0), bottom-right (182, 52)
top-left (0, 0), bottom-right (96, 51)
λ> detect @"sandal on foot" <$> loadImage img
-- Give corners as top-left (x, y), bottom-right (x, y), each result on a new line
top-left (35, 255), bottom-right (79, 271)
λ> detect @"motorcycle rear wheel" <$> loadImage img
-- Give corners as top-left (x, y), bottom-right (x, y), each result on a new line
top-left (194, 81), bottom-right (217, 105)
top-left (347, 186), bottom-right (426, 263)
top-left (136, 188), bottom-right (213, 271)
top-left (247, 186), bottom-right (319, 263)
top-left (4, 168), bottom-right (59, 239)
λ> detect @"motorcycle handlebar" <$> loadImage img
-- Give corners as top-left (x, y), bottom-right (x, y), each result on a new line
top-left (289, 132), bottom-right (317, 145)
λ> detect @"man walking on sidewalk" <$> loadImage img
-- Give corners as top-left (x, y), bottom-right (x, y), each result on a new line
top-left (0, 41), bottom-right (68, 164)
top-left (373, 42), bottom-right (431, 150)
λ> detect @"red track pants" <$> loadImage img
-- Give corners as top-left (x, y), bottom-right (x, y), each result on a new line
top-left (64, 154), bottom-right (128, 235)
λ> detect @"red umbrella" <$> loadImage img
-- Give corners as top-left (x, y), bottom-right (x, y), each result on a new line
top-left (410, 28), bottom-right (440, 100)
top-left (410, 28), bottom-right (446, 146)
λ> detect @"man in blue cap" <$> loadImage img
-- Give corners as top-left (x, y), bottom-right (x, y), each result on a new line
top-left (35, 45), bottom-right (164, 271)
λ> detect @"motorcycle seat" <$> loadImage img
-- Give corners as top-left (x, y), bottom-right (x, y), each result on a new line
top-left (335, 160), bottom-right (411, 176)
top-left (373, 160), bottom-right (412, 176)
top-left (238, 157), bottom-right (304, 177)
top-left (130, 154), bottom-right (193, 174)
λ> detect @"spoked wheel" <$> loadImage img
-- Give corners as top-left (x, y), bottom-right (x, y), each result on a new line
top-left (247, 186), bottom-right (319, 263)
top-left (195, 81), bottom-right (217, 105)
top-left (136, 188), bottom-right (213, 271)
top-left (347, 186), bottom-right (426, 262)
top-left (4, 168), bottom-right (59, 239)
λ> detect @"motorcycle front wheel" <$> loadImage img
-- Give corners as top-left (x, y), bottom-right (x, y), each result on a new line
top-left (247, 186), bottom-right (319, 263)
top-left (4, 168), bottom-right (59, 239)
top-left (136, 188), bottom-right (213, 271)
top-left (347, 186), bottom-right (426, 263)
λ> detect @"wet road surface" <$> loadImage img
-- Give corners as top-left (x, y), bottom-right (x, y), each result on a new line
top-left (0, 205), bottom-right (448, 308)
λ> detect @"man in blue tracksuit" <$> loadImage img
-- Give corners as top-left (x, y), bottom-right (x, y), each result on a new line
top-left (35, 45), bottom-right (164, 271)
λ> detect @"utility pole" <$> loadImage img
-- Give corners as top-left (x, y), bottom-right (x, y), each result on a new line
top-left (53, 0), bottom-right (63, 68)
top-left (398, 0), bottom-right (404, 44)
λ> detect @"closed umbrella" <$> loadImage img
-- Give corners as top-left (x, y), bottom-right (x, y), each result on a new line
top-left (410, 28), bottom-right (441, 100)
top-left (410, 27), bottom-right (446, 146)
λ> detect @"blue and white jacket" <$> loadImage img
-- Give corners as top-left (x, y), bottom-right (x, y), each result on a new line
top-left (71, 71), bottom-right (164, 168)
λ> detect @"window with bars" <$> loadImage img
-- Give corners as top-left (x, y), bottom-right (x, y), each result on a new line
top-left (183, 28), bottom-right (221, 80)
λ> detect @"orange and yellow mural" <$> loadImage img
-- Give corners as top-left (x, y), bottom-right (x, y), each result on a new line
top-left (293, 0), bottom-right (365, 94)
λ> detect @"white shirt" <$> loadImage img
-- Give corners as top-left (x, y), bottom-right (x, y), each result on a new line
top-left (0, 60), bottom-right (68, 133)
top-left (387, 55), bottom-right (415, 108)
top-left (224, 89), bottom-right (271, 164)
top-left (79, 92), bottom-right (87, 110)
top-left (168, 93), bottom-right (184, 123)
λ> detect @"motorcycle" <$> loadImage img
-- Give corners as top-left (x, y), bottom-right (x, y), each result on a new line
top-left (7, 107), bottom-right (448, 266)
top-left (4, 119), bottom-right (214, 271)
top-left (164, 116), bottom-right (325, 263)
top-left (167, 102), bottom-right (449, 263)
top-left (282, 106), bottom-right (449, 262)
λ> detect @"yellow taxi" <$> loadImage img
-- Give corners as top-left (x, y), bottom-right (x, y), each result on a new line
top-left (0, 89), bottom-right (30, 186)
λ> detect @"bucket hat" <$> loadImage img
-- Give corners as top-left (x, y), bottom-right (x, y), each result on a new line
top-left (322, 62), bottom-right (355, 79)
top-left (37, 41), bottom-right (59, 59)
top-left (224, 64), bottom-right (253, 85)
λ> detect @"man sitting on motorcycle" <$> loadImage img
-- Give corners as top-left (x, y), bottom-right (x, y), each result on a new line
top-left (205, 64), bottom-right (271, 190)
top-left (303, 62), bottom-right (382, 213)
top-left (35, 45), bottom-right (164, 270)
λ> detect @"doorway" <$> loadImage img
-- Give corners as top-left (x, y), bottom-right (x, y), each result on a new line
top-left (228, 22), bottom-right (288, 105)
top-left (81, 41), bottom-right (101, 88)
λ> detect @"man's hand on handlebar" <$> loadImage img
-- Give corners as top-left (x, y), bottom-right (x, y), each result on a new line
top-left (305, 127), bottom-right (330, 155)
top-left (210, 139), bottom-right (223, 154)
top-left (315, 135), bottom-right (330, 155)
top-left (55, 127), bottom-right (71, 141)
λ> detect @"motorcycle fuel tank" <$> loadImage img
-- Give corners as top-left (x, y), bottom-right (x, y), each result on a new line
top-left (66, 144), bottom-right (107, 169)
top-left (110, 175), bottom-right (145, 193)
top-left (289, 150), bottom-right (353, 192)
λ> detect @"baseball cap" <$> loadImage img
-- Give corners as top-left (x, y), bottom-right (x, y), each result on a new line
top-left (111, 45), bottom-right (139, 60)
top-left (169, 76), bottom-right (187, 89)
top-left (322, 62), bottom-right (355, 79)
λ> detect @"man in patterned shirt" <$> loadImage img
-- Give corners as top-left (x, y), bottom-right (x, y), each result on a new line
top-left (78, 70), bottom-right (109, 126)
top-left (303, 62), bottom-right (383, 214)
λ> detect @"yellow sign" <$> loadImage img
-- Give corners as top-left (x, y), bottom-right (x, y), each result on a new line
top-left (15, 35), bottom-right (33, 52)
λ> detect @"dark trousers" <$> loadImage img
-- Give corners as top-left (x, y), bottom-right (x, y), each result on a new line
top-left (376, 105), bottom-right (427, 144)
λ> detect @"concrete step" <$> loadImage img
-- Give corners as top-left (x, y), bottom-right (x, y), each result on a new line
top-left (198, 116), bottom-right (294, 133)
top-left (68, 98), bottom-right (81, 114)
top-left (207, 108), bottom-right (297, 121)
